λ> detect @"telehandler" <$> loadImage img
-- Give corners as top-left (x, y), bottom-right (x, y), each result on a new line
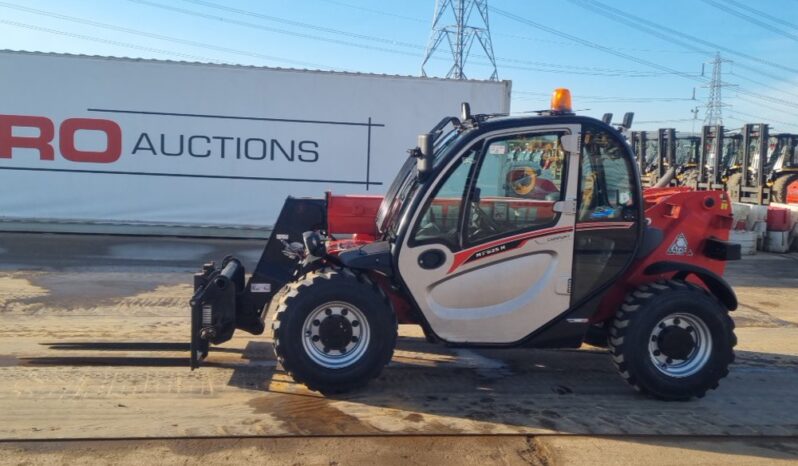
top-left (190, 89), bottom-right (740, 400)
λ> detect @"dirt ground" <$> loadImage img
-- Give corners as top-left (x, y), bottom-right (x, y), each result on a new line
top-left (0, 232), bottom-right (796, 464)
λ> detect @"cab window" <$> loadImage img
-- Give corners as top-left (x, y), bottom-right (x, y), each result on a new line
top-left (466, 132), bottom-right (567, 243)
top-left (578, 129), bottom-right (637, 222)
top-left (411, 148), bottom-right (479, 248)
top-left (572, 125), bottom-right (639, 304)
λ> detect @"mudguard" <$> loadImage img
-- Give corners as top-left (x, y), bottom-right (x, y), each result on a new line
top-left (644, 261), bottom-right (738, 311)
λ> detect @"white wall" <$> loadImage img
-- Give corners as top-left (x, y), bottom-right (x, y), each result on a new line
top-left (0, 51), bottom-right (510, 231)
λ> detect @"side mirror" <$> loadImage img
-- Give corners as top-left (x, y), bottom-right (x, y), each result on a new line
top-left (622, 112), bottom-right (634, 129)
top-left (416, 133), bottom-right (434, 181)
top-left (602, 113), bottom-right (613, 125)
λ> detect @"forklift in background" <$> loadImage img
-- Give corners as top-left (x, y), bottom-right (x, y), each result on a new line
top-left (673, 132), bottom-right (702, 187)
top-left (766, 132), bottom-right (798, 203)
top-left (631, 129), bottom-right (676, 188)
top-left (692, 125), bottom-right (726, 191)
top-left (724, 123), bottom-right (771, 205)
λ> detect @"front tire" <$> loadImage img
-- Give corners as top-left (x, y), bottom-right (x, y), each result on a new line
top-left (608, 280), bottom-right (736, 400)
top-left (270, 267), bottom-right (397, 394)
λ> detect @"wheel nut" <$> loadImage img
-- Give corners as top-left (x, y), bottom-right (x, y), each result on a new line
top-left (666, 357), bottom-right (673, 364)
top-left (312, 335), bottom-right (320, 342)
top-left (352, 336), bottom-right (359, 343)
top-left (341, 308), bottom-right (348, 316)
top-left (313, 319), bottom-right (320, 326)
top-left (352, 320), bottom-right (360, 327)
top-left (674, 317), bottom-right (681, 325)
top-left (658, 323), bottom-right (666, 329)
top-left (653, 350), bottom-right (661, 356)
top-left (323, 347), bottom-right (330, 353)
top-left (325, 308), bottom-right (332, 316)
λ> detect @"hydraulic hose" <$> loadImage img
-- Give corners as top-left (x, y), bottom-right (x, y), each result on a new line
top-left (652, 167), bottom-right (676, 188)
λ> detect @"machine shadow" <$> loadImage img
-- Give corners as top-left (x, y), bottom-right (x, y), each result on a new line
top-left (227, 334), bottom-right (798, 460)
top-left (20, 341), bottom-right (249, 368)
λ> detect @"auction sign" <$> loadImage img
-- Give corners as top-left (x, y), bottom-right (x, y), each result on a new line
top-left (0, 51), bottom-right (510, 231)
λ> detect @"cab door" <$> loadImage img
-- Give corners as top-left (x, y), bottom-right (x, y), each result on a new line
top-left (397, 124), bottom-right (581, 344)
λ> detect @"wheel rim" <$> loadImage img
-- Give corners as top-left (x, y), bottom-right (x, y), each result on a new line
top-left (301, 301), bottom-right (370, 369)
top-left (648, 312), bottom-right (712, 378)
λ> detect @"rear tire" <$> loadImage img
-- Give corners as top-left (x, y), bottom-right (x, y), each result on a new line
top-left (270, 267), bottom-right (397, 394)
top-left (608, 280), bottom-right (736, 400)
top-left (771, 173), bottom-right (798, 204)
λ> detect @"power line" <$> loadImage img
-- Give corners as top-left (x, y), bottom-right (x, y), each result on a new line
top-left (732, 95), bottom-right (798, 121)
top-left (729, 58), bottom-right (798, 83)
top-left (490, 6), bottom-right (707, 83)
top-left (139, 0), bottom-right (692, 79)
top-left (0, 19), bottom-right (222, 63)
top-left (701, 0), bottom-right (798, 43)
top-left (513, 90), bottom-right (695, 103)
top-left (312, 0), bottom-right (707, 54)
top-left (727, 109), bottom-right (798, 129)
top-left (559, 0), bottom-right (798, 112)
top-left (490, 56), bottom-right (697, 76)
top-left (568, 0), bottom-right (798, 75)
top-left (312, 0), bottom-right (427, 24)
top-left (180, 0), bottom-right (422, 50)
top-left (127, 0), bottom-right (421, 57)
top-left (723, 0), bottom-right (798, 31)
top-left (730, 70), bottom-right (798, 101)
top-left (635, 119), bottom-right (695, 124)
top-left (184, 0), bottom-right (692, 77)
top-left (477, 60), bottom-right (694, 77)
top-left (0, 2), bottom-right (338, 69)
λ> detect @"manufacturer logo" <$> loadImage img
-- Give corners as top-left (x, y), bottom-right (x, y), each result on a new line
top-left (667, 232), bottom-right (694, 256)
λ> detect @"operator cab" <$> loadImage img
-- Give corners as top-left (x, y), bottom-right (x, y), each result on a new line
top-left (381, 89), bottom-right (643, 344)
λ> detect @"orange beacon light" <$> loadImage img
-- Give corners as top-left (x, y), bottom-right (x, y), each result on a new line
top-left (550, 88), bottom-right (573, 114)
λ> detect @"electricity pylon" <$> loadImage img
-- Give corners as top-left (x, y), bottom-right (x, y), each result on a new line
top-left (421, 0), bottom-right (498, 80)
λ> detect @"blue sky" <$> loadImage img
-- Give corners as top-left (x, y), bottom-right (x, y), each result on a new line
top-left (1, 0), bottom-right (797, 132)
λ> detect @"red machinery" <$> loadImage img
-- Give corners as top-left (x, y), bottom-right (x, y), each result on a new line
top-left (190, 91), bottom-right (739, 400)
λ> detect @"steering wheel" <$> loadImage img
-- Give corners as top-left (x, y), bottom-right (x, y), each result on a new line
top-left (507, 167), bottom-right (538, 196)
top-left (470, 202), bottom-right (500, 236)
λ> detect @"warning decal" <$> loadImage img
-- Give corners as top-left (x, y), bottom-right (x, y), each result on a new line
top-left (667, 233), bottom-right (694, 256)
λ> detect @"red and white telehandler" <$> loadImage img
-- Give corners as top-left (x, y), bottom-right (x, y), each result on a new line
top-left (190, 89), bottom-right (740, 400)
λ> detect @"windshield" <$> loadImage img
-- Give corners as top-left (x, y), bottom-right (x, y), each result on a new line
top-left (375, 124), bottom-right (469, 238)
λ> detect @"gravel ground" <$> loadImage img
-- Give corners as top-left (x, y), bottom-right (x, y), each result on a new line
top-left (0, 232), bottom-right (796, 464)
